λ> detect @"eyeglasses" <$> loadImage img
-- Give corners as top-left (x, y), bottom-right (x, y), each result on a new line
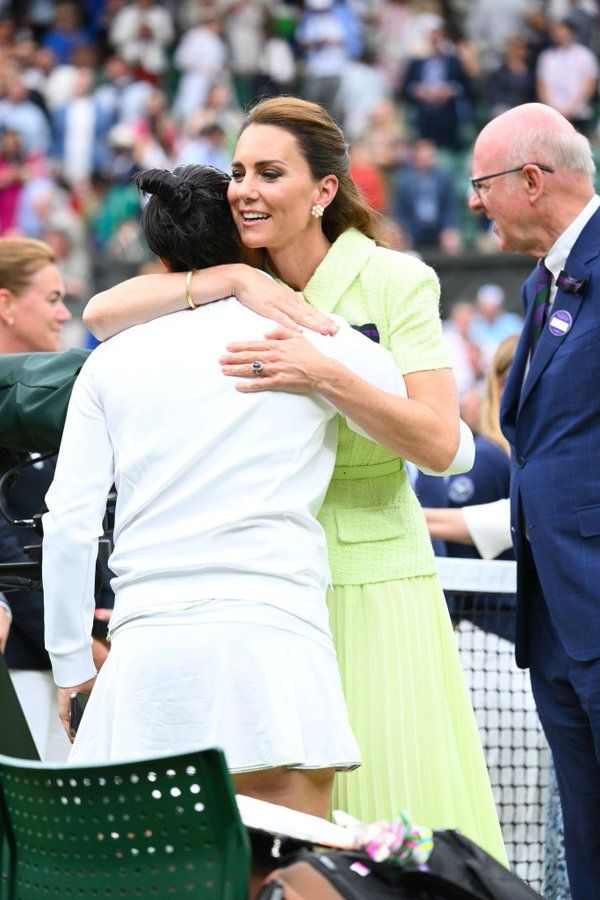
top-left (470, 163), bottom-right (554, 199)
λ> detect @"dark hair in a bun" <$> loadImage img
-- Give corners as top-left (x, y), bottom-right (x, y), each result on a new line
top-left (134, 165), bottom-right (241, 271)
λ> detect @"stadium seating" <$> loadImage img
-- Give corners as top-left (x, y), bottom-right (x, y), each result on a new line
top-left (0, 747), bottom-right (250, 899)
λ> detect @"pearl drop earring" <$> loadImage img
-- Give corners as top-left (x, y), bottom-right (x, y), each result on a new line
top-left (311, 204), bottom-right (324, 218)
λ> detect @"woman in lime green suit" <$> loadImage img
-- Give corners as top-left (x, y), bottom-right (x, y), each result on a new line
top-left (84, 97), bottom-right (505, 862)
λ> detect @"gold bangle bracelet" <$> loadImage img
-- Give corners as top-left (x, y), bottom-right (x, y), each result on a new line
top-left (185, 270), bottom-right (197, 310)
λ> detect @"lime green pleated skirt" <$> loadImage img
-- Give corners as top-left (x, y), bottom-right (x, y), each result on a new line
top-left (327, 575), bottom-right (507, 866)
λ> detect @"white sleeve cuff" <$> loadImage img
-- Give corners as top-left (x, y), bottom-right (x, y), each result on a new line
top-left (462, 499), bottom-right (513, 560)
top-left (419, 419), bottom-right (475, 476)
top-left (49, 648), bottom-right (97, 688)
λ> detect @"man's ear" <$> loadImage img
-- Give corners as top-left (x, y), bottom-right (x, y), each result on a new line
top-left (523, 164), bottom-right (545, 204)
top-left (0, 288), bottom-right (16, 326)
top-left (159, 257), bottom-right (172, 271)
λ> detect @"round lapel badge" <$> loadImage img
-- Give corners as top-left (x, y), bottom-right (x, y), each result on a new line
top-left (448, 476), bottom-right (475, 504)
top-left (548, 309), bottom-right (572, 337)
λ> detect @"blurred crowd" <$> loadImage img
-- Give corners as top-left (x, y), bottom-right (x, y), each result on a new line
top-left (0, 0), bottom-right (596, 346)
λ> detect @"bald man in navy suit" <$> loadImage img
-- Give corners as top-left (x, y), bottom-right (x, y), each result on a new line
top-left (470, 103), bottom-right (600, 899)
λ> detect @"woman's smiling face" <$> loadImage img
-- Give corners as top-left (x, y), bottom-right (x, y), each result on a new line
top-left (228, 124), bottom-right (329, 252)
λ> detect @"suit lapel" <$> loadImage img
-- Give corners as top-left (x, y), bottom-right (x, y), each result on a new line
top-left (517, 209), bottom-right (600, 414)
top-left (500, 274), bottom-right (536, 445)
top-left (518, 261), bottom-right (588, 412)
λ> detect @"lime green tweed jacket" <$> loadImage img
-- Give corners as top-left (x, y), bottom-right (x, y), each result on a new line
top-left (304, 228), bottom-right (451, 586)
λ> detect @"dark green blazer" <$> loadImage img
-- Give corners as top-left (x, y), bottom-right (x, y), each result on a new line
top-left (0, 349), bottom-right (90, 453)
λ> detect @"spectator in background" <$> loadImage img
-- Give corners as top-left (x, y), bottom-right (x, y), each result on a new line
top-left (176, 122), bottom-right (230, 171)
top-left (91, 144), bottom-right (140, 248)
top-left (131, 88), bottom-right (179, 171)
top-left (0, 129), bottom-right (24, 235)
top-left (172, 15), bottom-right (227, 120)
top-left (486, 34), bottom-right (535, 116)
top-left (0, 238), bottom-right (73, 761)
top-left (470, 283), bottom-right (522, 364)
top-left (42, 2), bottom-right (92, 66)
top-left (459, 384), bottom-right (484, 440)
top-left (297, 0), bottom-right (362, 118)
top-left (362, 98), bottom-right (406, 173)
top-left (0, 14), bottom-right (14, 58)
top-left (258, 19), bottom-right (297, 98)
top-left (443, 300), bottom-right (485, 394)
top-left (20, 41), bottom-right (55, 99)
top-left (536, 18), bottom-right (598, 133)
top-left (402, 18), bottom-right (472, 151)
top-left (108, 0), bottom-right (175, 81)
top-left (0, 68), bottom-right (51, 156)
top-left (224, 0), bottom-right (269, 108)
top-left (51, 67), bottom-right (114, 187)
top-left (35, 47), bottom-right (78, 114)
top-left (184, 81), bottom-right (243, 153)
top-left (393, 138), bottom-right (462, 253)
top-left (466, 0), bottom-right (539, 72)
top-left (94, 56), bottom-right (153, 126)
top-left (0, 128), bottom-right (46, 235)
top-left (422, 335), bottom-right (516, 539)
top-left (376, 0), bottom-right (422, 91)
top-left (41, 226), bottom-right (91, 308)
top-left (177, 1), bottom-right (223, 31)
top-left (104, 123), bottom-right (139, 186)
top-left (349, 140), bottom-right (387, 213)
top-left (335, 48), bottom-right (389, 141)
top-left (546, 0), bottom-right (598, 45)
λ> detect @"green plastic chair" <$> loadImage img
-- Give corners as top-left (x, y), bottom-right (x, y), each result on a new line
top-left (0, 747), bottom-right (250, 899)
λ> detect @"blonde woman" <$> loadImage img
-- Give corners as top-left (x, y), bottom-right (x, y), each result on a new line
top-left (0, 237), bottom-right (72, 760)
top-left (424, 334), bottom-right (518, 560)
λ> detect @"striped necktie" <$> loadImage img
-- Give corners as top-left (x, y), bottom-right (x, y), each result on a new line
top-left (530, 260), bottom-right (552, 357)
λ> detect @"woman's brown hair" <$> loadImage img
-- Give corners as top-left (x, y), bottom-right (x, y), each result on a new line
top-left (0, 237), bottom-right (57, 296)
top-left (479, 333), bottom-right (519, 454)
top-left (241, 96), bottom-right (383, 245)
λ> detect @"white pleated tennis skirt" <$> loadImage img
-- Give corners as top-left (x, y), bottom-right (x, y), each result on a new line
top-left (69, 610), bottom-right (361, 774)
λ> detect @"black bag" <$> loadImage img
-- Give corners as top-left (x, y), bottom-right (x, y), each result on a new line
top-left (257, 830), bottom-right (542, 900)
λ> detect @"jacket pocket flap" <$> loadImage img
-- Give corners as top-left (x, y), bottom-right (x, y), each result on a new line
top-left (335, 506), bottom-right (400, 543)
top-left (577, 504), bottom-right (600, 537)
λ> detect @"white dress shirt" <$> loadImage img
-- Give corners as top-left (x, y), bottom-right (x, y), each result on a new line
top-left (545, 193), bottom-right (600, 307)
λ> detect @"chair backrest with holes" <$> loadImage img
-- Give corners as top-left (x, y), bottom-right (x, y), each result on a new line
top-left (0, 747), bottom-right (250, 899)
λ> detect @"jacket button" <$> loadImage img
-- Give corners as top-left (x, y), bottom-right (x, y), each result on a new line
top-left (517, 456), bottom-right (525, 468)
top-left (511, 525), bottom-right (516, 535)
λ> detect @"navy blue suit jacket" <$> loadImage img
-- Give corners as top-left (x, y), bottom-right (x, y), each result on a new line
top-left (0, 450), bottom-right (54, 669)
top-left (500, 207), bottom-right (600, 667)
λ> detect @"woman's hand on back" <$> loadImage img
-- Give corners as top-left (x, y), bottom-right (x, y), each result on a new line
top-left (232, 267), bottom-right (338, 335)
top-left (220, 325), bottom-right (333, 392)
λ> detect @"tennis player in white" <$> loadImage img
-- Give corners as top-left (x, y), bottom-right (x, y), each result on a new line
top-left (43, 165), bottom-right (473, 817)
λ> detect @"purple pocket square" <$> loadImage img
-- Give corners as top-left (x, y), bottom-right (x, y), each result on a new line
top-left (351, 323), bottom-right (380, 343)
top-left (556, 270), bottom-right (588, 295)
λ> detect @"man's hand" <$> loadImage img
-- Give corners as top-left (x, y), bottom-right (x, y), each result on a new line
top-left (0, 606), bottom-right (11, 653)
top-left (57, 676), bottom-right (97, 743)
